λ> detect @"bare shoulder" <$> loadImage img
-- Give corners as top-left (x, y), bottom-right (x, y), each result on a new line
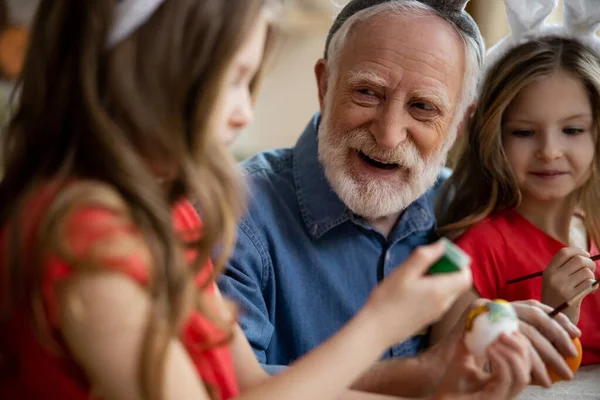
top-left (40, 180), bottom-right (154, 281)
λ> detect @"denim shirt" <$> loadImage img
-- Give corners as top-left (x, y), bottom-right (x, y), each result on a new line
top-left (219, 113), bottom-right (450, 373)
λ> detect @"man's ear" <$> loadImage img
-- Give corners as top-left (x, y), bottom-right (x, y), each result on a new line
top-left (314, 58), bottom-right (329, 112)
top-left (457, 102), bottom-right (477, 138)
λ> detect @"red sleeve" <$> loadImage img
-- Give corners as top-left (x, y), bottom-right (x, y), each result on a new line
top-left (42, 205), bottom-right (152, 327)
top-left (171, 200), bottom-right (214, 291)
top-left (455, 221), bottom-right (508, 300)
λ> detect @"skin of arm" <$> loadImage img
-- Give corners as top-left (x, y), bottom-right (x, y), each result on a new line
top-left (60, 274), bottom-right (418, 400)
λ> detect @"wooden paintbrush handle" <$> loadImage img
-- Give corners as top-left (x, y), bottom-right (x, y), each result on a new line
top-left (548, 280), bottom-right (599, 317)
top-left (508, 254), bottom-right (600, 285)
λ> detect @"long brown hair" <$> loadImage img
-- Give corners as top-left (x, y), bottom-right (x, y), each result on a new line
top-left (0, 0), bottom-right (273, 398)
top-left (438, 36), bottom-right (600, 248)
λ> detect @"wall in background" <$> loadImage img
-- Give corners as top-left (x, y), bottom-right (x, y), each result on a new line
top-left (232, 32), bottom-right (328, 158)
top-left (0, 0), bottom-right (572, 161)
top-left (232, 3), bottom-right (335, 158)
top-left (235, 0), bottom-right (567, 159)
top-left (7, 0), bottom-right (37, 25)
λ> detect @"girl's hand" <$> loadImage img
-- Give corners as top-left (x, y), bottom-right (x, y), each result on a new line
top-left (365, 241), bottom-right (472, 348)
top-left (542, 247), bottom-right (597, 323)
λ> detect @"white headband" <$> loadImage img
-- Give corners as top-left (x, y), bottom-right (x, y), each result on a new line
top-left (107, 0), bottom-right (167, 48)
top-left (483, 0), bottom-right (600, 78)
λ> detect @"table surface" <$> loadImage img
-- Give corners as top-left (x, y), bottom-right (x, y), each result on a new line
top-left (519, 365), bottom-right (600, 399)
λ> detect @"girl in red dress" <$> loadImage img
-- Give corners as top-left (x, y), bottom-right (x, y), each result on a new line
top-left (435, 0), bottom-right (600, 368)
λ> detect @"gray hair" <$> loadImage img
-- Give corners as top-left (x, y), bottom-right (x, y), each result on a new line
top-left (325, 1), bottom-right (481, 132)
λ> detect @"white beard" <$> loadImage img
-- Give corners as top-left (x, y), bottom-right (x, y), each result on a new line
top-left (317, 93), bottom-right (456, 220)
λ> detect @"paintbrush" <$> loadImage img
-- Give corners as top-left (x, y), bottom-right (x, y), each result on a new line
top-left (548, 279), bottom-right (600, 318)
top-left (506, 254), bottom-right (600, 284)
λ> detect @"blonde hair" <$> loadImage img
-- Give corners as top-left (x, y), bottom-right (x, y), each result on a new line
top-left (438, 36), bottom-right (600, 249)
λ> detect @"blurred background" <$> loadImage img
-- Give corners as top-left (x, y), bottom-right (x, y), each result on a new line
top-left (235, 0), bottom-right (566, 159)
top-left (0, 0), bottom-right (567, 159)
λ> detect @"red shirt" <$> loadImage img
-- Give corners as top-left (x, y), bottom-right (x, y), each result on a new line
top-left (456, 209), bottom-right (600, 366)
top-left (0, 184), bottom-right (239, 399)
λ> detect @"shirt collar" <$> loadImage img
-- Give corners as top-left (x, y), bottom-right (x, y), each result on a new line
top-left (293, 113), bottom-right (350, 239)
top-left (293, 112), bottom-right (437, 240)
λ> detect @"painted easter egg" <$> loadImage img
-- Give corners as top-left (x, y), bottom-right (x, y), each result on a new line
top-left (547, 337), bottom-right (583, 382)
top-left (464, 299), bottom-right (519, 357)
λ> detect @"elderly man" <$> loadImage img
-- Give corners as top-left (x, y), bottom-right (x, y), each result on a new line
top-left (219, 0), bottom-right (580, 396)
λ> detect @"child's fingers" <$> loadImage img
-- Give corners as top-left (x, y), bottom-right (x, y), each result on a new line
top-left (552, 257), bottom-right (594, 283)
top-left (571, 268), bottom-right (596, 289)
top-left (562, 256), bottom-right (596, 279)
top-left (399, 241), bottom-right (446, 277)
top-left (548, 247), bottom-right (590, 272)
top-left (426, 266), bottom-right (472, 289)
top-left (424, 268), bottom-right (472, 305)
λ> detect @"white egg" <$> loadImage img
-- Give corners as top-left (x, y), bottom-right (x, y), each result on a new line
top-left (464, 300), bottom-right (519, 357)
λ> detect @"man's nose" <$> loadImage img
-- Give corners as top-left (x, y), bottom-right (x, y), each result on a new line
top-left (370, 102), bottom-right (408, 150)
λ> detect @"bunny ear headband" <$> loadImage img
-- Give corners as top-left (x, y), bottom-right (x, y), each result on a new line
top-left (108, 0), bottom-right (279, 49)
top-left (483, 0), bottom-right (600, 76)
top-left (108, 0), bottom-right (167, 48)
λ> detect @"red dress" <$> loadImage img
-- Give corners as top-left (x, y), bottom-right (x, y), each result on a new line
top-left (456, 209), bottom-right (600, 365)
top-left (0, 184), bottom-right (240, 399)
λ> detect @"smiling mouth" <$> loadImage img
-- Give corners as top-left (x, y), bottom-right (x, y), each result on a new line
top-left (530, 171), bottom-right (566, 176)
top-left (358, 151), bottom-right (400, 170)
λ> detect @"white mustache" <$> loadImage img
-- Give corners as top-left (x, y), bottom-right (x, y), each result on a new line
top-left (344, 128), bottom-right (423, 170)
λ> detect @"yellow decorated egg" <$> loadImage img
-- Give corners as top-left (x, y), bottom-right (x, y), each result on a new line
top-left (464, 300), bottom-right (519, 357)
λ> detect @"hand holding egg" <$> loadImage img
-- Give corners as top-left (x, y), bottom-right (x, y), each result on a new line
top-left (464, 299), bottom-right (519, 357)
top-left (547, 337), bottom-right (582, 382)
top-left (463, 299), bottom-right (583, 385)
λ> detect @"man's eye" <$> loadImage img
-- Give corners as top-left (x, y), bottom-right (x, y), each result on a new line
top-left (411, 102), bottom-right (433, 111)
top-left (357, 88), bottom-right (377, 96)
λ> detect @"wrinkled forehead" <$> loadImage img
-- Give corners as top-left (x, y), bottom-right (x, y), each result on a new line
top-left (337, 13), bottom-right (465, 97)
top-left (351, 12), bottom-right (463, 66)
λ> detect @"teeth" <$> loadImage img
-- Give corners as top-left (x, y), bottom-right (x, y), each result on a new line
top-left (362, 152), bottom-right (396, 165)
top-left (371, 157), bottom-right (390, 164)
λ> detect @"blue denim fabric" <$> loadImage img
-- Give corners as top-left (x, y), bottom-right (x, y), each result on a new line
top-left (219, 113), bottom-right (451, 373)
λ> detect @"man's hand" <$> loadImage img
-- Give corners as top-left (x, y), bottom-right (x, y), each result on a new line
top-left (511, 300), bottom-right (581, 387)
top-left (432, 333), bottom-right (531, 400)
top-left (447, 298), bottom-right (581, 388)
